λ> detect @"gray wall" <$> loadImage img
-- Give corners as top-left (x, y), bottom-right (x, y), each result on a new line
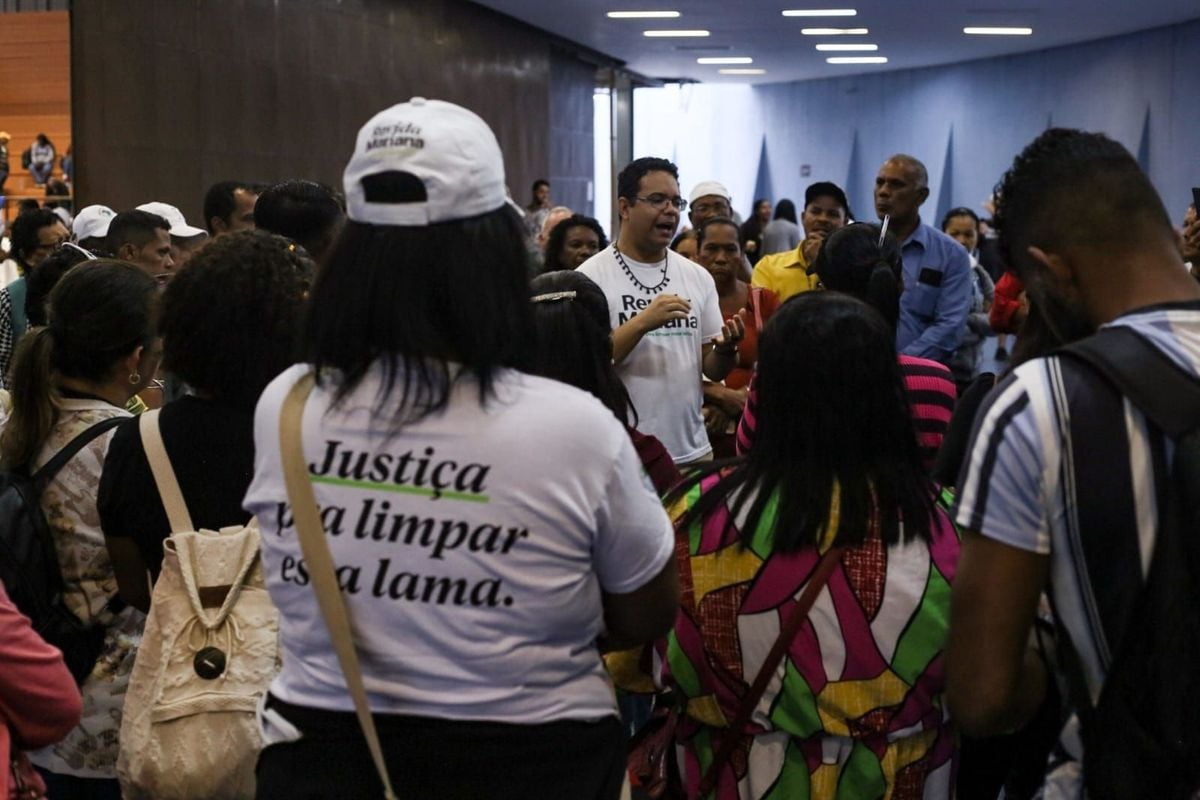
top-left (71, 0), bottom-right (599, 222)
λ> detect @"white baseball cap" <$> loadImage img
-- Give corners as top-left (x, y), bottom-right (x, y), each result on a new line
top-left (72, 204), bottom-right (115, 242)
top-left (343, 97), bottom-right (506, 226)
top-left (689, 180), bottom-right (732, 205)
top-left (137, 201), bottom-right (208, 239)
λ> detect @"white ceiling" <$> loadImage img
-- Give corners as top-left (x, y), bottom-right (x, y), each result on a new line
top-left (472, 0), bottom-right (1199, 84)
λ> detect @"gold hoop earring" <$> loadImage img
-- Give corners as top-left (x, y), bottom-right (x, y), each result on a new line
top-left (128, 372), bottom-right (141, 385)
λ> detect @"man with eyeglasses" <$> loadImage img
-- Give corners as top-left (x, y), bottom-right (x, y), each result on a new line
top-left (0, 208), bottom-right (69, 388)
top-left (578, 157), bottom-right (743, 466)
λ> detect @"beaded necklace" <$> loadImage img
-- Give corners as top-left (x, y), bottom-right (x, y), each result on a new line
top-left (612, 244), bottom-right (670, 295)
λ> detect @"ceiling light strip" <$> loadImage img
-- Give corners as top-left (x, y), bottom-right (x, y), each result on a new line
top-left (963, 26), bottom-right (1033, 35)
top-left (782, 8), bottom-right (856, 16)
top-left (815, 43), bottom-right (877, 51)
top-left (643, 29), bottom-right (709, 37)
top-left (606, 11), bottom-right (681, 19)
top-left (801, 27), bottom-right (868, 35)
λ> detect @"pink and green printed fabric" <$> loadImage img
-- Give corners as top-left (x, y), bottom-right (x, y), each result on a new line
top-left (657, 473), bottom-right (961, 800)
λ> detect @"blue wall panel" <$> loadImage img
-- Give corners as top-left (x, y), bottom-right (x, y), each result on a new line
top-left (753, 18), bottom-right (1200, 227)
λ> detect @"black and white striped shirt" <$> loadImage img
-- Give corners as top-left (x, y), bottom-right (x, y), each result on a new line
top-left (954, 302), bottom-right (1200, 706)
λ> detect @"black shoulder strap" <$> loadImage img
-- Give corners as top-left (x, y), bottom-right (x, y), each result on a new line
top-left (1060, 326), bottom-right (1200, 438)
top-left (31, 415), bottom-right (127, 488)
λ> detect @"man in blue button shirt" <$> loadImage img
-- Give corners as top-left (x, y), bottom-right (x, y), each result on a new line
top-left (874, 154), bottom-right (971, 363)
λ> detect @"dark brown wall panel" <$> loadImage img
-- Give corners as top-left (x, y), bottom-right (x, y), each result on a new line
top-left (71, 0), bottom-right (592, 223)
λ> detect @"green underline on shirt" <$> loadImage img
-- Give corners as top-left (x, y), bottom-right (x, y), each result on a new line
top-left (310, 475), bottom-right (491, 504)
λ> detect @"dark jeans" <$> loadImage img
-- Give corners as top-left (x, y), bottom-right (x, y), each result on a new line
top-left (256, 695), bottom-right (626, 800)
top-left (35, 768), bottom-right (122, 800)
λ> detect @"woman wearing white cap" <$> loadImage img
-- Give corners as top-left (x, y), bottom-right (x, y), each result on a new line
top-left (245, 98), bottom-right (678, 799)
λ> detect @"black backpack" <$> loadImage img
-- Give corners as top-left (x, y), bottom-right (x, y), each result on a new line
top-left (0, 417), bottom-right (126, 684)
top-left (1058, 326), bottom-right (1200, 799)
top-left (19, 147), bottom-right (30, 170)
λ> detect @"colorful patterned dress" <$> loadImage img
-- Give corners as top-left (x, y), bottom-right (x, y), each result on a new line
top-left (657, 473), bottom-right (960, 799)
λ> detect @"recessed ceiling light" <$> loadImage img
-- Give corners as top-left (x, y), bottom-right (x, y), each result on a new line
top-left (643, 29), bottom-right (710, 37)
top-left (719, 68), bottom-right (767, 75)
top-left (782, 8), bottom-right (856, 16)
top-left (697, 56), bottom-right (753, 64)
top-left (801, 27), bottom-right (869, 35)
top-left (963, 26), bottom-right (1032, 35)
top-left (815, 43), bottom-right (877, 51)
top-left (606, 10), bottom-right (680, 18)
top-left (826, 56), bottom-right (887, 63)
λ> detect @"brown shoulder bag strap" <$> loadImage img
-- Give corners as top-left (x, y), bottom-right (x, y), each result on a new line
top-left (696, 545), bottom-right (845, 797)
top-left (280, 372), bottom-right (399, 800)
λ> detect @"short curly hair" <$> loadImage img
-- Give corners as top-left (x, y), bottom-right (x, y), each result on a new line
top-left (542, 214), bottom-right (607, 272)
top-left (993, 128), bottom-right (1172, 279)
top-left (160, 230), bottom-right (309, 409)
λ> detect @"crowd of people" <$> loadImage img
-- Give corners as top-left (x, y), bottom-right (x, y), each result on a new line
top-left (0, 93), bottom-right (1199, 800)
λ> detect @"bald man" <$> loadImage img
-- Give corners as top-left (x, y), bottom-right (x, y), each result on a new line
top-left (874, 154), bottom-right (972, 363)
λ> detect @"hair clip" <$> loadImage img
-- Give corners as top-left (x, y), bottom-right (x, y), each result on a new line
top-left (59, 241), bottom-right (97, 260)
top-left (531, 290), bottom-right (577, 303)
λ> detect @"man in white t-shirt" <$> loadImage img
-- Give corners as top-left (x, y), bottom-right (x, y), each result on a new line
top-left (578, 157), bottom-right (743, 465)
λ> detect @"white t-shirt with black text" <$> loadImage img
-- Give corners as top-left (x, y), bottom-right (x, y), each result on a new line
top-left (244, 362), bottom-right (674, 724)
top-left (578, 246), bottom-right (723, 463)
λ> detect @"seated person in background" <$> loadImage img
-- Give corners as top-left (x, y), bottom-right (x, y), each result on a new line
top-left (654, 291), bottom-right (960, 799)
top-left (525, 269), bottom-right (680, 495)
top-left (27, 134), bottom-right (55, 186)
top-left (137, 201), bottom-right (209, 269)
top-left (101, 231), bottom-right (309, 611)
top-left (108, 209), bottom-right (175, 285)
top-left (694, 217), bottom-right (778, 458)
top-left (541, 214), bottom-right (607, 273)
top-left (753, 181), bottom-right (851, 302)
top-left (738, 223), bottom-right (956, 470)
top-left (254, 179), bottom-right (346, 264)
top-left (759, 197), bottom-right (801, 256)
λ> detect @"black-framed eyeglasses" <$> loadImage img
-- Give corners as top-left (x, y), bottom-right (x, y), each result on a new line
top-left (636, 194), bottom-right (687, 212)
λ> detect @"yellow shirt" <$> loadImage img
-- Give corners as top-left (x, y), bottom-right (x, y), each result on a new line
top-left (751, 245), bottom-right (817, 302)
